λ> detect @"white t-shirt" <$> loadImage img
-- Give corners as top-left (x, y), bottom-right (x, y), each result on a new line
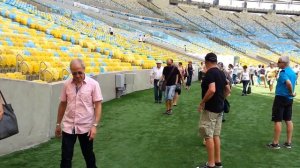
top-left (227, 68), bottom-right (233, 78)
top-left (233, 66), bottom-right (238, 75)
top-left (241, 71), bottom-right (250, 81)
top-left (150, 66), bottom-right (163, 80)
top-left (249, 66), bottom-right (255, 75)
top-left (109, 27), bottom-right (113, 33)
top-left (238, 66), bottom-right (243, 74)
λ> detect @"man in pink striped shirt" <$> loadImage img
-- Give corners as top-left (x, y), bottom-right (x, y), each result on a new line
top-left (55, 59), bottom-right (103, 168)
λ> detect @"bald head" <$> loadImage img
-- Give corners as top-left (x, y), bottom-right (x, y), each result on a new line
top-left (70, 59), bottom-right (85, 70)
top-left (279, 56), bottom-right (290, 65)
top-left (70, 59), bottom-right (86, 84)
top-left (277, 56), bottom-right (290, 69)
top-left (166, 59), bottom-right (173, 66)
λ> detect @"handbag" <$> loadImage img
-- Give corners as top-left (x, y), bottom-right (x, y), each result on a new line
top-left (0, 90), bottom-right (19, 140)
top-left (159, 80), bottom-right (166, 92)
top-left (224, 99), bottom-right (230, 113)
top-left (175, 83), bottom-right (181, 91)
top-left (247, 84), bottom-right (252, 94)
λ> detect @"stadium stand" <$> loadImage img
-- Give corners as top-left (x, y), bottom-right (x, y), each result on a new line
top-left (1, 0), bottom-right (299, 84)
top-left (0, 0), bottom-right (197, 83)
top-left (150, 2), bottom-right (299, 64)
top-left (0, 0), bottom-right (299, 84)
top-left (75, 0), bottom-right (162, 18)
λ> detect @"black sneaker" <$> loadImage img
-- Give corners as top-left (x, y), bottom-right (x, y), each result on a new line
top-left (196, 163), bottom-right (215, 168)
top-left (282, 142), bottom-right (292, 149)
top-left (267, 143), bottom-right (280, 149)
top-left (215, 162), bottom-right (223, 168)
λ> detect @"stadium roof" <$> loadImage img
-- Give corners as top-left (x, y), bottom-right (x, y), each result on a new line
top-left (241, 0), bottom-right (300, 4)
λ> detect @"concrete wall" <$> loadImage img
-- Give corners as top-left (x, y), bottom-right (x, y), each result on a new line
top-left (48, 82), bottom-right (64, 138)
top-left (0, 80), bottom-right (52, 155)
top-left (0, 69), bottom-right (198, 156)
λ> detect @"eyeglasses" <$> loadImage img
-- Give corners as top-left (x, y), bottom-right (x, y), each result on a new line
top-left (72, 71), bottom-right (84, 76)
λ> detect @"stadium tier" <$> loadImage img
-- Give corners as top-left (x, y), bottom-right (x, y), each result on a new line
top-left (0, 0), bottom-right (197, 82)
top-left (147, 1), bottom-right (299, 62)
top-left (0, 0), bottom-right (300, 83)
top-left (77, 0), bottom-right (162, 18)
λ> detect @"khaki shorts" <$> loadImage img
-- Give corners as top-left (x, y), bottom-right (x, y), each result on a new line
top-left (199, 110), bottom-right (222, 138)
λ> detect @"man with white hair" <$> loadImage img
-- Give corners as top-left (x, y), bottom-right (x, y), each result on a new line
top-left (267, 56), bottom-right (296, 149)
top-left (55, 59), bottom-right (103, 167)
top-left (150, 60), bottom-right (163, 103)
top-left (232, 63), bottom-right (239, 85)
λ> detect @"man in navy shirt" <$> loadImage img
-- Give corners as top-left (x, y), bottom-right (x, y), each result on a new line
top-left (267, 56), bottom-right (296, 149)
top-left (197, 53), bottom-right (231, 168)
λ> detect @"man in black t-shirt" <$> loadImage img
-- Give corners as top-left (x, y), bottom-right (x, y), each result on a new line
top-left (197, 53), bottom-right (231, 168)
top-left (161, 59), bottom-right (180, 115)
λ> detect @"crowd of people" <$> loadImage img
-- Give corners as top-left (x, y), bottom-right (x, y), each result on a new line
top-left (208, 62), bottom-right (300, 96)
top-left (150, 59), bottom-right (196, 114)
top-left (1, 54), bottom-right (297, 168)
top-left (149, 54), bottom-right (297, 168)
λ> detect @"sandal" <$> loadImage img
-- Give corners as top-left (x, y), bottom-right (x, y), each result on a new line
top-left (167, 109), bottom-right (172, 115)
top-left (163, 109), bottom-right (170, 114)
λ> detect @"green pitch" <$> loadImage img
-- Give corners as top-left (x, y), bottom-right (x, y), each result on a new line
top-left (1, 82), bottom-right (300, 168)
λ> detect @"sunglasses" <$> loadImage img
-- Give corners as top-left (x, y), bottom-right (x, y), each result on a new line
top-left (72, 71), bottom-right (84, 76)
top-left (277, 61), bottom-right (285, 64)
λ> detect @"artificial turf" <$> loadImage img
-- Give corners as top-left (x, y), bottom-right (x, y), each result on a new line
top-left (0, 82), bottom-right (300, 168)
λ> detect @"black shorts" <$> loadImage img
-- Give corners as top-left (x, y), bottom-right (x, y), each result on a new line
top-left (272, 96), bottom-right (293, 122)
top-left (198, 71), bottom-right (202, 81)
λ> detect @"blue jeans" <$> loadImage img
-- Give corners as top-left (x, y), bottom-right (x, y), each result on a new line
top-left (153, 79), bottom-right (162, 102)
top-left (165, 85), bottom-right (176, 101)
top-left (233, 74), bottom-right (237, 84)
top-left (256, 75), bottom-right (261, 85)
top-left (242, 80), bottom-right (250, 94)
top-left (186, 75), bottom-right (192, 86)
